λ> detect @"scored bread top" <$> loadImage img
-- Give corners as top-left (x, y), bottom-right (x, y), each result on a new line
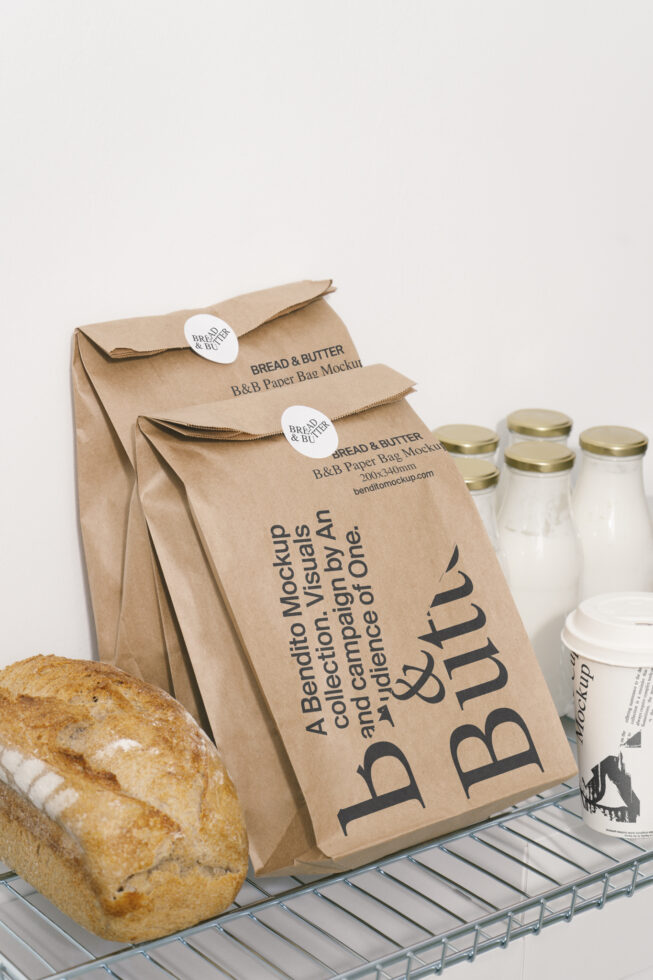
top-left (0, 656), bottom-right (247, 914)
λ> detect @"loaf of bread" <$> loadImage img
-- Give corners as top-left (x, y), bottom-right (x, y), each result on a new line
top-left (0, 655), bottom-right (248, 942)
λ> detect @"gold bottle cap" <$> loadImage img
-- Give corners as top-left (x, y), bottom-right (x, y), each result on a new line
top-left (433, 424), bottom-right (499, 455)
top-left (507, 408), bottom-right (572, 439)
top-left (504, 441), bottom-right (575, 473)
top-left (453, 457), bottom-right (500, 490)
top-left (579, 425), bottom-right (648, 458)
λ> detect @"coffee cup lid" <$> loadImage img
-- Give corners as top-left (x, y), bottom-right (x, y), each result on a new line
top-left (562, 592), bottom-right (653, 667)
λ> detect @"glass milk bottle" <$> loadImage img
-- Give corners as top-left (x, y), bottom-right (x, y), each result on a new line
top-left (498, 442), bottom-right (581, 715)
top-left (453, 457), bottom-right (502, 548)
top-left (433, 424), bottom-right (499, 462)
top-left (454, 457), bottom-right (508, 576)
top-left (500, 408), bottom-right (572, 508)
top-left (507, 408), bottom-right (572, 446)
top-left (572, 426), bottom-right (653, 599)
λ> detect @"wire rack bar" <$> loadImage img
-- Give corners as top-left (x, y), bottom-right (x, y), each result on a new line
top-left (324, 856), bottom-right (653, 980)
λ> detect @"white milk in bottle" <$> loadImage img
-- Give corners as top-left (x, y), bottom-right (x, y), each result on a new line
top-left (498, 441), bottom-right (581, 714)
top-left (453, 457), bottom-right (508, 577)
top-left (573, 426), bottom-right (653, 599)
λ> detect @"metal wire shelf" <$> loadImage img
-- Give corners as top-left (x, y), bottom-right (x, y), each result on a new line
top-left (0, 728), bottom-right (651, 980)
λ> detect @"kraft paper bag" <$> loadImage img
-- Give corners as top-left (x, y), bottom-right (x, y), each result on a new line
top-left (71, 279), bottom-right (362, 714)
top-left (135, 363), bottom-right (576, 875)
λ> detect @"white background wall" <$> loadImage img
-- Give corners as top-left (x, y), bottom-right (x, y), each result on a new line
top-left (1, 2), bottom-right (652, 976)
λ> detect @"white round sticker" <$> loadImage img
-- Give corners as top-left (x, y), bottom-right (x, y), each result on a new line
top-left (184, 313), bottom-right (239, 364)
top-left (281, 405), bottom-right (339, 459)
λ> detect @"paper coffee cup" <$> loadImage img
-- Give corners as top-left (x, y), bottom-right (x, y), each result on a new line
top-left (562, 593), bottom-right (653, 838)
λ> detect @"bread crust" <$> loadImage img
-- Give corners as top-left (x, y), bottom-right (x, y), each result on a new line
top-left (0, 656), bottom-right (248, 941)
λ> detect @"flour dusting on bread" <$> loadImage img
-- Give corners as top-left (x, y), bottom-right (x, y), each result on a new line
top-left (0, 745), bottom-right (78, 816)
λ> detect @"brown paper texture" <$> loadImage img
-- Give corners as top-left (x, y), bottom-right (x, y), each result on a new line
top-left (71, 280), bottom-right (361, 714)
top-left (136, 364), bottom-right (577, 874)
